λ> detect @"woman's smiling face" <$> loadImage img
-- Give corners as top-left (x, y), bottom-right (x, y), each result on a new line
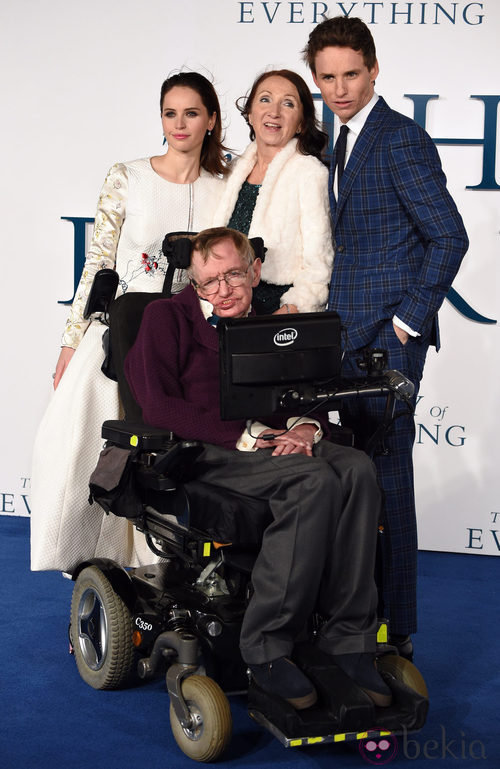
top-left (161, 86), bottom-right (215, 154)
top-left (247, 75), bottom-right (303, 153)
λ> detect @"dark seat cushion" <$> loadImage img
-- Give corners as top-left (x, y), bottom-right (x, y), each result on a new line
top-left (146, 480), bottom-right (270, 546)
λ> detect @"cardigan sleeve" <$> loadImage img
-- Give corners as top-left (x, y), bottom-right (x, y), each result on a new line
top-left (124, 298), bottom-right (247, 448)
top-left (61, 163), bottom-right (128, 348)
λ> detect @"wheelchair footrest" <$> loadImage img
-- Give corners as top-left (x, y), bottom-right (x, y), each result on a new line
top-left (249, 707), bottom-right (395, 749)
top-left (248, 642), bottom-right (428, 746)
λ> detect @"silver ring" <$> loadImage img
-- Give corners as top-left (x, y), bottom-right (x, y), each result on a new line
top-left (52, 373), bottom-right (56, 379)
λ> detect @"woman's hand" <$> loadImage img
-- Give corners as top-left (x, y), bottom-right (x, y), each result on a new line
top-left (256, 423), bottom-right (317, 456)
top-left (53, 347), bottom-right (75, 390)
top-left (273, 303), bottom-right (298, 315)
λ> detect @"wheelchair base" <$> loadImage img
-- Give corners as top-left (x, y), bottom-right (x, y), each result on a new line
top-left (72, 560), bottom-right (428, 761)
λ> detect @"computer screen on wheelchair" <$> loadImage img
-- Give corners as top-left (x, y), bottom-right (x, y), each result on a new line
top-left (218, 310), bottom-right (342, 420)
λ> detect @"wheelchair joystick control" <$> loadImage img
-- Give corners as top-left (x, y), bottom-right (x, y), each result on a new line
top-left (383, 369), bottom-right (415, 401)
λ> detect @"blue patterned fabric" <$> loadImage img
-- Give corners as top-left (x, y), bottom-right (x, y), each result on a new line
top-left (328, 97), bottom-right (469, 634)
top-left (328, 97), bottom-right (469, 353)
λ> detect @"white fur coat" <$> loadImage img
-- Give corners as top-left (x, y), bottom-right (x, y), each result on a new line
top-left (212, 139), bottom-right (334, 312)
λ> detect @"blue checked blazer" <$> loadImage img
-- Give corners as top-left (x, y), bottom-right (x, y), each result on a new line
top-left (328, 97), bottom-right (469, 352)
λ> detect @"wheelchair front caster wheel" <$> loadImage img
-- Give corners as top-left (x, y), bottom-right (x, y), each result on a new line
top-left (377, 654), bottom-right (428, 698)
top-left (169, 675), bottom-right (232, 762)
top-left (70, 565), bottom-right (136, 690)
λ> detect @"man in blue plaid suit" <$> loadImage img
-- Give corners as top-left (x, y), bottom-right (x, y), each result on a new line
top-left (303, 16), bottom-right (469, 654)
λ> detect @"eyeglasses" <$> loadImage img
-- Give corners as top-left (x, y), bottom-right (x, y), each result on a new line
top-left (191, 265), bottom-right (252, 296)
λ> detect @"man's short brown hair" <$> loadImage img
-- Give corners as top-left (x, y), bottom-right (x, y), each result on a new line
top-left (188, 227), bottom-right (255, 273)
top-left (303, 16), bottom-right (377, 74)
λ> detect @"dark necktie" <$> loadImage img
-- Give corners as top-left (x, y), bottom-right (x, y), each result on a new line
top-left (335, 124), bottom-right (349, 185)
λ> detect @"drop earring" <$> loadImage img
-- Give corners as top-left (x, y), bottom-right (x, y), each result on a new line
top-left (162, 136), bottom-right (167, 145)
top-left (207, 129), bottom-right (212, 136)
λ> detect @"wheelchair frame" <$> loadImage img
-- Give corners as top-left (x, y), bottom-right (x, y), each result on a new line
top-left (68, 264), bottom-right (428, 762)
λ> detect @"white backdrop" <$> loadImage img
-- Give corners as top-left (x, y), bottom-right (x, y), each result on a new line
top-left (1, 0), bottom-right (498, 556)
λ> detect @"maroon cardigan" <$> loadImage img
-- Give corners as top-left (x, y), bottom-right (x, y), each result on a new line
top-left (124, 285), bottom-right (329, 449)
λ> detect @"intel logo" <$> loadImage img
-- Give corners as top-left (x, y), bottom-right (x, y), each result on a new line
top-left (273, 328), bottom-right (298, 346)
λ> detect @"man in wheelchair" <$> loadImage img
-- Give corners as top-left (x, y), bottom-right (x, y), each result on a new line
top-left (124, 226), bottom-right (391, 711)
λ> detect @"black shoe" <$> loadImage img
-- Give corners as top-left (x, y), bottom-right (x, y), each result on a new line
top-left (330, 652), bottom-right (393, 707)
top-left (389, 634), bottom-right (413, 661)
top-left (249, 656), bottom-right (318, 710)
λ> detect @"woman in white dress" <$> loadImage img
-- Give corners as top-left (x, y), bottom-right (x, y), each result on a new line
top-left (31, 72), bottom-right (227, 572)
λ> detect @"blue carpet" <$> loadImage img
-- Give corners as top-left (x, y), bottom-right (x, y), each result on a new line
top-left (0, 516), bottom-right (498, 768)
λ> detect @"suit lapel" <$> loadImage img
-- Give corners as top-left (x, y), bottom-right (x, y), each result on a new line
top-left (333, 98), bottom-right (392, 224)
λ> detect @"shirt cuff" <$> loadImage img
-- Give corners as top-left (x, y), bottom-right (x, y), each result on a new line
top-left (393, 315), bottom-right (420, 337)
top-left (236, 418), bottom-right (323, 452)
top-left (286, 417), bottom-right (323, 443)
top-left (236, 421), bottom-right (270, 452)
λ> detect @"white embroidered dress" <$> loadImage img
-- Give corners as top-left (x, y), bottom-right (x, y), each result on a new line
top-left (31, 158), bottom-right (223, 572)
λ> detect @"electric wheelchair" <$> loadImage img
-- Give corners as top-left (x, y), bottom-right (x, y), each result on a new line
top-left (68, 234), bottom-right (429, 762)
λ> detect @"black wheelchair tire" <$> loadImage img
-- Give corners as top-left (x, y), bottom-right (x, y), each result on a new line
top-left (377, 654), bottom-right (429, 698)
top-left (70, 565), bottom-right (136, 690)
top-left (169, 675), bottom-right (232, 762)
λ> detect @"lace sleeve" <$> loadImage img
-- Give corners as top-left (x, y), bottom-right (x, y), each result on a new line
top-left (61, 163), bottom-right (128, 348)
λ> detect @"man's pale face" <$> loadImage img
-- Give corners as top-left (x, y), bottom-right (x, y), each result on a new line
top-left (312, 46), bottom-right (379, 123)
top-left (191, 238), bottom-right (261, 319)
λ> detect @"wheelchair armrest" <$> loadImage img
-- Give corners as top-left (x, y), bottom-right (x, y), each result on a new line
top-left (102, 419), bottom-right (178, 451)
top-left (101, 419), bottom-right (203, 484)
top-left (83, 269), bottom-right (119, 319)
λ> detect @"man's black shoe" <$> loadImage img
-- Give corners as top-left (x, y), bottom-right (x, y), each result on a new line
top-left (330, 652), bottom-right (393, 707)
top-left (249, 656), bottom-right (318, 710)
top-left (389, 634), bottom-right (414, 661)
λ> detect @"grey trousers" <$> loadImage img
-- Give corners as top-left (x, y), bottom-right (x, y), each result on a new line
top-left (195, 440), bottom-right (381, 665)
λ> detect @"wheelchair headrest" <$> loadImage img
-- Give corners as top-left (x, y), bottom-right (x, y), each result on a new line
top-left (162, 231), bottom-right (266, 269)
top-left (248, 236), bottom-right (266, 264)
top-left (162, 232), bottom-right (195, 269)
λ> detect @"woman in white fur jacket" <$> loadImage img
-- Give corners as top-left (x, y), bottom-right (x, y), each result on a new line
top-left (212, 69), bottom-right (334, 315)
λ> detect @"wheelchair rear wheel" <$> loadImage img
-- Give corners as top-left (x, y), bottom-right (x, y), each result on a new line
top-left (70, 565), bottom-right (136, 690)
top-left (377, 654), bottom-right (428, 698)
top-left (169, 675), bottom-right (232, 762)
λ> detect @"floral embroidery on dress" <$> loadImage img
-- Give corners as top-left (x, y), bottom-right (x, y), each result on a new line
top-left (119, 249), bottom-right (169, 293)
top-left (141, 252), bottom-right (158, 272)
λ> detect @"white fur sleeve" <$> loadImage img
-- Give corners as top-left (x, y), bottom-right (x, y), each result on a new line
top-left (280, 160), bottom-right (334, 312)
